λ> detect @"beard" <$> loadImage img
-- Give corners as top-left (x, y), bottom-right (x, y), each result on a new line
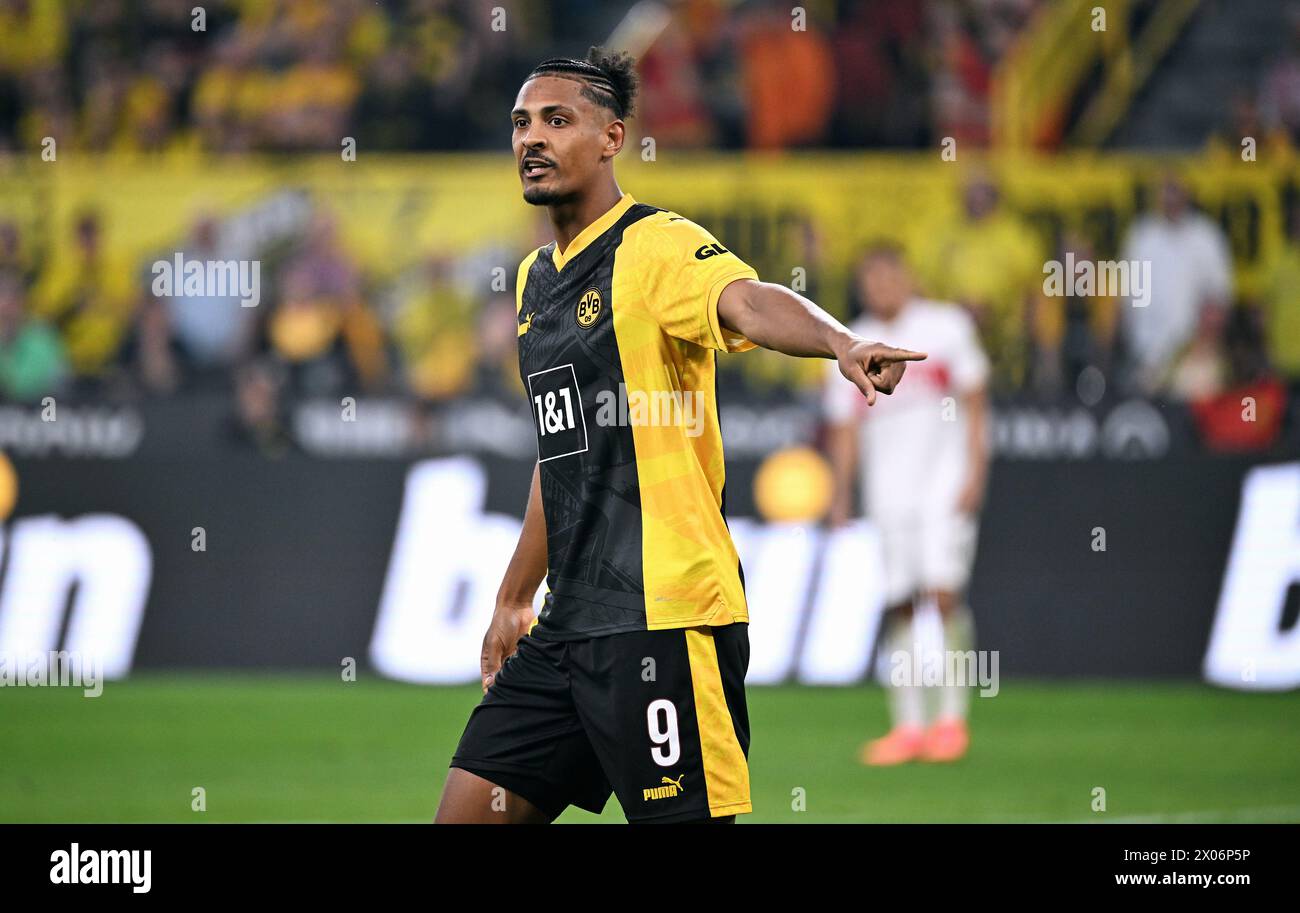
top-left (523, 183), bottom-right (579, 206)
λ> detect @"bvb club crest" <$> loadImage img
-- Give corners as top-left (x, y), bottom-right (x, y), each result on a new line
top-left (576, 288), bottom-right (603, 328)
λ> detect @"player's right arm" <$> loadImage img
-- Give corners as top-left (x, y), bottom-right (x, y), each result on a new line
top-left (632, 214), bottom-right (924, 403)
top-left (481, 462), bottom-right (546, 692)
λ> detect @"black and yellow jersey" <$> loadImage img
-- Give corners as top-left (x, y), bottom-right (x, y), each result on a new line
top-left (516, 193), bottom-right (757, 640)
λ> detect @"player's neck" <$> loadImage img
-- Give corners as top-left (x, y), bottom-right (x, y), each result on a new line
top-left (549, 181), bottom-right (624, 253)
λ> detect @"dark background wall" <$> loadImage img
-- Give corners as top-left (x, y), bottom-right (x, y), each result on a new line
top-left (4, 437), bottom-right (1282, 681)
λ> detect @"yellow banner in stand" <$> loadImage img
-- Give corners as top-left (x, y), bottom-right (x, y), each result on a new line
top-left (0, 151), bottom-right (1292, 316)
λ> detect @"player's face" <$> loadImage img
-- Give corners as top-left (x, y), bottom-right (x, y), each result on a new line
top-left (861, 257), bottom-right (909, 320)
top-left (511, 76), bottom-right (619, 206)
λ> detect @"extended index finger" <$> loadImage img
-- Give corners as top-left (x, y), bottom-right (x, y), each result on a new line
top-left (872, 347), bottom-right (927, 364)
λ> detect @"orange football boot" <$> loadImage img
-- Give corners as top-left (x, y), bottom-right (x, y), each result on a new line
top-left (920, 718), bottom-right (969, 762)
top-left (860, 725), bottom-right (926, 766)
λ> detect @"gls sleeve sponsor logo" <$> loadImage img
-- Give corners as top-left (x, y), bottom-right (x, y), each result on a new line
top-left (694, 243), bottom-right (730, 260)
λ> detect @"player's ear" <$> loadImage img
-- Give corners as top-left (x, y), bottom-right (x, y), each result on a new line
top-left (603, 119), bottom-right (625, 159)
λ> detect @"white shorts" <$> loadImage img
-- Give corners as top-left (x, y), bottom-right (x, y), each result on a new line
top-left (875, 512), bottom-right (978, 606)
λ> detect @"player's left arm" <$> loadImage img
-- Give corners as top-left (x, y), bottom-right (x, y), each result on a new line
top-left (717, 278), bottom-right (926, 406)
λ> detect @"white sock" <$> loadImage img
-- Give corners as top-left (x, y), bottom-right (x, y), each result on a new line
top-left (884, 612), bottom-right (925, 729)
top-left (910, 596), bottom-right (946, 724)
top-left (938, 603), bottom-right (975, 723)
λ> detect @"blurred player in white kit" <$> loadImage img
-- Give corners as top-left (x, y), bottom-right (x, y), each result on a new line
top-left (824, 243), bottom-right (990, 765)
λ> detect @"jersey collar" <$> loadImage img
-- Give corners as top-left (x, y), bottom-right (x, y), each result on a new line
top-left (551, 193), bottom-right (636, 272)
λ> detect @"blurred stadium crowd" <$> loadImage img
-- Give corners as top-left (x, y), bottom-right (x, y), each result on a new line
top-left (0, 0), bottom-right (1298, 456)
top-left (0, 0), bottom-right (1040, 154)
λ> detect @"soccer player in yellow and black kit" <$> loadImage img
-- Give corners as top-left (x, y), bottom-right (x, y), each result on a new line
top-left (435, 48), bottom-right (925, 824)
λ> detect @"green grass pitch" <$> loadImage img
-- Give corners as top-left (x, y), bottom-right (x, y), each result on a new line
top-left (2, 676), bottom-right (1297, 823)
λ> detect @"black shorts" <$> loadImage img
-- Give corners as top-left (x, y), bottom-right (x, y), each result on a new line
top-left (450, 622), bottom-right (751, 823)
